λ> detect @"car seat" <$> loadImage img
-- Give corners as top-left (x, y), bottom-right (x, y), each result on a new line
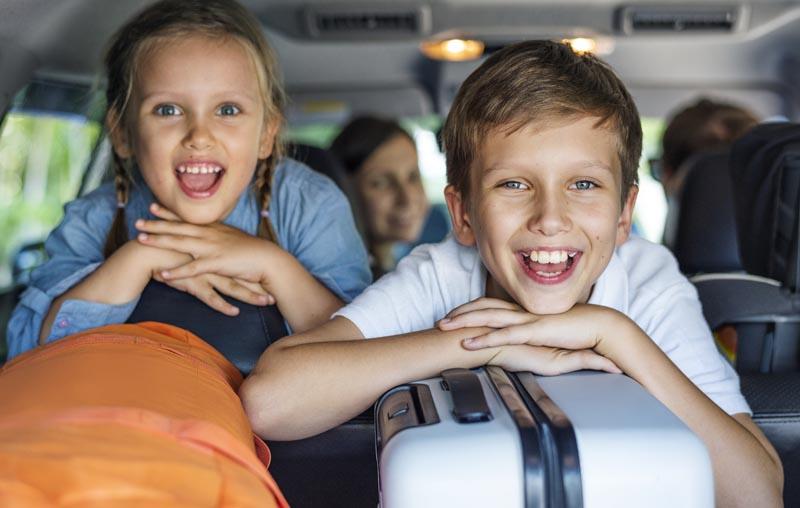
top-left (666, 149), bottom-right (743, 274)
top-left (691, 122), bottom-right (800, 507)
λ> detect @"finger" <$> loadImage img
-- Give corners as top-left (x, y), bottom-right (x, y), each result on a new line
top-left (439, 308), bottom-right (533, 330)
top-left (208, 274), bottom-right (271, 306)
top-left (166, 277), bottom-right (239, 316)
top-left (160, 258), bottom-right (216, 279)
top-left (137, 232), bottom-right (208, 258)
top-left (135, 217), bottom-right (205, 238)
top-left (547, 348), bottom-right (622, 375)
top-left (441, 297), bottom-right (521, 322)
top-left (149, 202), bottom-right (181, 221)
top-left (195, 283), bottom-right (240, 316)
top-left (462, 322), bottom-right (552, 350)
top-left (234, 278), bottom-right (275, 303)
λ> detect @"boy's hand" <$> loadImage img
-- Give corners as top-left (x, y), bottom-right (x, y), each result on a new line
top-left (135, 203), bottom-right (284, 289)
top-left (439, 297), bottom-right (622, 373)
top-left (488, 344), bottom-right (621, 375)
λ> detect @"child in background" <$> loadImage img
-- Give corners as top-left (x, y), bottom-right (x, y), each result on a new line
top-left (243, 41), bottom-right (783, 507)
top-left (6, 0), bottom-right (369, 363)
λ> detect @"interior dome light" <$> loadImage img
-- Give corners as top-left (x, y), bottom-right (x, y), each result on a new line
top-left (420, 38), bottom-right (484, 61)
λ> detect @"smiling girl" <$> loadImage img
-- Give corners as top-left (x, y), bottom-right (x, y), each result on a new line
top-left (7, 0), bottom-right (370, 365)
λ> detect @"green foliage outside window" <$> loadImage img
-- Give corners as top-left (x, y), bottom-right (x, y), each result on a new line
top-left (0, 113), bottom-right (102, 289)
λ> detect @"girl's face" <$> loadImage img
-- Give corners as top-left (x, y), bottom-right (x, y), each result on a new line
top-left (355, 134), bottom-right (429, 244)
top-left (111, 35), bottom-right (277, 224)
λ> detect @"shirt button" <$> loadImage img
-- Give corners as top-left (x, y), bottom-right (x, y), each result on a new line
top-left (58, 319), bottom-right (69, 328)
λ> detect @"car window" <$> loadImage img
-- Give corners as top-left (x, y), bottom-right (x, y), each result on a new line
top-left (0, 80), bottom-right (104, 289)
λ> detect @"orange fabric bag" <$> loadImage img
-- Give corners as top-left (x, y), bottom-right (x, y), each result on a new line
top-left (0, 322), bottom-right (288, 507)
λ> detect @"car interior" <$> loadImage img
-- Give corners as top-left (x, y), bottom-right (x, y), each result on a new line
top-left (1, 0), bottom-right (800, 506)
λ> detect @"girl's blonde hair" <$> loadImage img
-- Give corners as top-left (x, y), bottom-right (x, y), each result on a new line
top-left (103, 0), bottom-right (286, 257)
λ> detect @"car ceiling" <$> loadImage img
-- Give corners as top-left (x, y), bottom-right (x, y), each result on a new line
top-left (2, 0), bottom-right (800, 119)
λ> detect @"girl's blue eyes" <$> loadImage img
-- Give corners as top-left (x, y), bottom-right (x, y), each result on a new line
top-left (218, 104), bottom-right (240, 116)
top-left (154, 104), bottom-right (180, 116)
top-left (153, 104), bottom-right (241, 116)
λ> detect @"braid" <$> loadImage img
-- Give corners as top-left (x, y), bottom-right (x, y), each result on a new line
top-left (103, 153), bottom-right (132, 258)
top-left (255, 156), bottom-right (278, 244)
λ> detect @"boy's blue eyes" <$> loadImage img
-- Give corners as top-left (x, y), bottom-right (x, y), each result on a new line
top-left (500, 180), bottom-right (597, 191)
top-left (573, 180), bottom-right (596, 190)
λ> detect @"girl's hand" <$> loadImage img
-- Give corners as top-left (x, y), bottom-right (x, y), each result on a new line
top-left (135, 203), bottom-right (283, 287)
top-left (152, 270), bottom-right (273, 316)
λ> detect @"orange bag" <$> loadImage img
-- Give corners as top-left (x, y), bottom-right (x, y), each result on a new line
top-left (0, 322), bottom-right (288, 507)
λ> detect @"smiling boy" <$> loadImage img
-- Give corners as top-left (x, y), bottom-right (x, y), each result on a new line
top-left (242, 41), bottom-right (783, 506)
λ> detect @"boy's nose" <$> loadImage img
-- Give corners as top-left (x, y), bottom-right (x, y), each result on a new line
top-left (528, 193), bottom-right (571, 235)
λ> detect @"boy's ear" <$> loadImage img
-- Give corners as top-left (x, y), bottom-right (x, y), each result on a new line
top-left (615, 184), bottom-right (639, 246)
top-left (106, 109), bottom-right (133, 159)
top-left (444, 184), bottom-right (477, 246)
top-left (258, 116), bottom-right (281, 159)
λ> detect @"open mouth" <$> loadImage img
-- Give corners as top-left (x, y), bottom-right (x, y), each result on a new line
top-left (518, 248), bottom-right (581, 285)
top-left (175, 163), bottom-right (225, 199)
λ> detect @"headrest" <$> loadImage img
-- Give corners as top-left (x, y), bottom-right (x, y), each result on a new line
top-left (730, 122), bottom-right (800, 290)
top-left (671, 149), bottom-right (742, 274)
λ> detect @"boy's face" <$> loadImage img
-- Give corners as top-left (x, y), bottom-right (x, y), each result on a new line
top-left (445, 116), bottom-right (637, 315)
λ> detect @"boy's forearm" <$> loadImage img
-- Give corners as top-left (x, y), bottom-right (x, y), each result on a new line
top-left (240, 319), bottom-right (495, 441)
top-left (598, 315), bottom-right (783, 507)
top-left (38, 242), bottom-right (158, 343)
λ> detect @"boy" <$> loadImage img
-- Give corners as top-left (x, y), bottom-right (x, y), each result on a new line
top-left (242, 41), bottom-right (782, 507)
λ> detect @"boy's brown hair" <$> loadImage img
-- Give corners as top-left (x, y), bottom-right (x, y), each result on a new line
top-left (442, 40), bottom-right (642, 205)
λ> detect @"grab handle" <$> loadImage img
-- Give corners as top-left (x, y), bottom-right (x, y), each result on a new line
top-left (441, 368), bottom-right (492, 423)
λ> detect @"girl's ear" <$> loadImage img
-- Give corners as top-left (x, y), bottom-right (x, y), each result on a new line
top-left (258, 117), bottom-right (280, 159)
top-left (444, 185), bottom-right (477, 246)
top-left (107, 108), bottom-right (133, 159)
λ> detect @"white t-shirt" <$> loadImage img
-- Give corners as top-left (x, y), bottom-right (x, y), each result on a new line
top-left (336, 234), bottom-right (750, 416)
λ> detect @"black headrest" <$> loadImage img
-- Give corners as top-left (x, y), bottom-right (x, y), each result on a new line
top-left (730, 122), bottom-right (800, 290)
top-left (671, 149), bottom-right (742, 273)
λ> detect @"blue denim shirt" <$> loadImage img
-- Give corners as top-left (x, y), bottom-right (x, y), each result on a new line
top-left (6, 158), bottom-right (371, 359)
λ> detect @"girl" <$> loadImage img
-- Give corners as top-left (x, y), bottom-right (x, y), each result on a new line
top-left (0, 0), bottom-right (368, 504)
top-left (7, 0), bottom-right (370, 369)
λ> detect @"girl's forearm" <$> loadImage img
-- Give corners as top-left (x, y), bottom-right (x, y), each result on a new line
top-left (38, 242), bottom-right (160, 343)
top-left (259, 249), bottom-right (344, 333)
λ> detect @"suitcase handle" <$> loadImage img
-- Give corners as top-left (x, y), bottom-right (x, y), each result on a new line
top-left (441, 368), bottom-right (493, 423)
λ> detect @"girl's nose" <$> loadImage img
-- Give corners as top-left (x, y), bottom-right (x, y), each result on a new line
top-left (184, 117), bottom-right (214, 151)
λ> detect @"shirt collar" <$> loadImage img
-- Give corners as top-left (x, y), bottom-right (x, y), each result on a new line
top-left (587, 248), bottom-right (629, 315)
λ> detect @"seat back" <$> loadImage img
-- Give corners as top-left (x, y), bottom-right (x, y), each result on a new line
top-left (669, 149), bottom-right (742, 274)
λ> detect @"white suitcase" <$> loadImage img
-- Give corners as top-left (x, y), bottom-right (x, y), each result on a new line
top-left (376, 368), bottom-right (714, 508)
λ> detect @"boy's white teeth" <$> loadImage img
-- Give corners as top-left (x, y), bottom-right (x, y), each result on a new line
top-left (523, 249), bottom-right (574, 264)
top-left (177, 164), bottom-right (223, 174)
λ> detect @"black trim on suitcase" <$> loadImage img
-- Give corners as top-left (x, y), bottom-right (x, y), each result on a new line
top-left (376, 383), bottom-right (440, 452)
top-left (441, 368), bottom-right (493, 423)
top-left (513, 372), bottom-right (584, 508)
top-left (486, 367), bottom-right (547, 508)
